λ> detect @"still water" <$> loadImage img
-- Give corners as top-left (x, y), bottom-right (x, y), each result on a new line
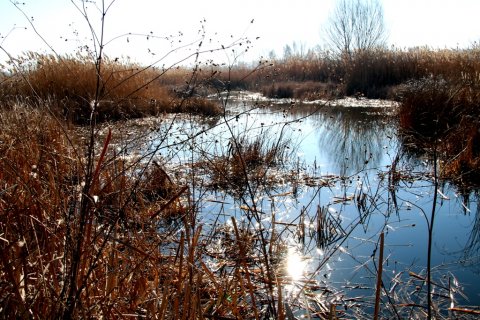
top-left (147, 95), bottom-right (479, 314)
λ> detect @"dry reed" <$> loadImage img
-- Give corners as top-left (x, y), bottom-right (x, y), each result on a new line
top-left (0, 53), bottom-right (221, 123)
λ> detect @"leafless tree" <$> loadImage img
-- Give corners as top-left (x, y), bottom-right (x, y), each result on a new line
top-left (324, 0), bottom-right (387, 56)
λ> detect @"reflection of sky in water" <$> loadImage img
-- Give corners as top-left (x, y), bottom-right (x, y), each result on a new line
top-left (150, 100), bottom-right (480, 309)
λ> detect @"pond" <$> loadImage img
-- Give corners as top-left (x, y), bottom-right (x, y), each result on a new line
top-left (136, 93), bottom-right (479, 317)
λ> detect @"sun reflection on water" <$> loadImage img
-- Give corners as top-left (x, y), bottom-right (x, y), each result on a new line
top-left (283, 245), bottom-right (314, 297)
top-left (286, 246), bottom-right (306, 281)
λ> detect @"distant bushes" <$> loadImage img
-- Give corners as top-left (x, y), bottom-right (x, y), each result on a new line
top-left (220, 46), bottom-right (480, 100)
top-left (342, 49), bottom-right (414, 98)
top-left (261, 81), bottom-right (336, 100)
top-left (10, 46), bottom-right (463, 105)
top-left (211, 51), bottom-right (343, 96)
top-left (262, 82), bottom-right (294, 99)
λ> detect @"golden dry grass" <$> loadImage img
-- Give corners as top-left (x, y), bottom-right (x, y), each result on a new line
top-left (0, 102), bottom-right (289, 318)
top-left (396, 48), bottom-right (480, 189)
top-left (0, 52), bottom-right (221, 123)
top-left (0, 103), bottom-right (177, 317)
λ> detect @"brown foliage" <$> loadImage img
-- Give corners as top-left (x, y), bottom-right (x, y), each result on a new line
top-left (396, 48), bottom-right (480, 188)
top-left (0, 103), bottom-right (288, 318)
top-left (0, 53), bottom-right (221, 123)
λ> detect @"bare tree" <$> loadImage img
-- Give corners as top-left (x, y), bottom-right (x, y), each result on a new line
top-left (325, 0), bottom-right (387, 56)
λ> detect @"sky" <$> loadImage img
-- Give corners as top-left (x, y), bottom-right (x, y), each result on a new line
top-left (1, 0), bottom-right (480, 67)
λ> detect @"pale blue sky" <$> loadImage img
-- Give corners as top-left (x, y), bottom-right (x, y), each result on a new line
top-left (1, 0), bottom-right (480, 66)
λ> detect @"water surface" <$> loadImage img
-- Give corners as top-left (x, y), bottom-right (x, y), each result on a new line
top-left (149, 97), bottom-right (479, 313)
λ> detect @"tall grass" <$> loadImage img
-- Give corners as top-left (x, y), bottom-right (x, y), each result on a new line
top-left (218, 46), bottom-right (480, 101)
top-left (0, 52), bottom-right (221, 123)
top-left (0, 103), bottom-right (183, 317)
top-left (396, 47), bottom-right (480, 189)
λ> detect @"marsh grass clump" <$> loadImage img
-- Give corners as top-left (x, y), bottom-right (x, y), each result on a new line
top-left (342, 49), bottom-right (415, 98)
top-left (205, 134), bottom-right (291, 195)
top-left (398, 77), bottom-right (461, 139)
top-left (0, 104), bottom-right (79, 316)
top-left (262, 81), bottom-right (295, 99)
top-left (440, 118), bottom-right (480, 188)
top-left (261, 81), bottom-right (333, 100)
top-left (0, 103), bottom-right (81, 216)
top-left (169, 96), bottom-right (222, 116)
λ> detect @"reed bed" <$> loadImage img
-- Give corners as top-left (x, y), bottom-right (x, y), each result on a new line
top-left (0, 103), bottom-right (185, 317)
top-left (0, 53), bottom-right (221, 123)
top-left (9, 47), bottom-right (477, 108)
top-left (396, 48), bottom-right (480, 189)
top-left (261, 81), bottom-right (336, 100)
top-left (217, 46), bottom-right (480, 101)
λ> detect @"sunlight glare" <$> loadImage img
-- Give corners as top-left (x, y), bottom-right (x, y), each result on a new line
top-left (286, 247), bottom-right (306, 281)
top-left (316, 248), bottom-right (324, 256)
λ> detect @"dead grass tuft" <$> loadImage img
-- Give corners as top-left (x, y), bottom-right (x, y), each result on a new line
top-left (204, 134), bottom-right (291, 195)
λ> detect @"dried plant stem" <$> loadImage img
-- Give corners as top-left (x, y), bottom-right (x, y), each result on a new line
top-left (427, 144), bottom-right (439, 320)
top-left (231, 217), bottom-right (260, 320)
top-left (374, 231), bottom-right (384, 320)
top-left (277, 276), bottom-right (284, 320)
top-left (449, 307), bottom-right (480, 315)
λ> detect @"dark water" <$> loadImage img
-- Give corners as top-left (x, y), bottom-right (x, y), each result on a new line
top-left (150, 98), bottom-right (480, 312)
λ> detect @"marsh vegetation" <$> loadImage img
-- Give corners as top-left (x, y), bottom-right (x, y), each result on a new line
top-left (1, 1), bottom-right (480, 319)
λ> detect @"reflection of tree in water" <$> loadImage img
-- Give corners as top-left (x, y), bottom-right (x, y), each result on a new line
top-left (228, 103), bottom-right (395, 176)
top-left (314, 107), bottom-right (393, 176)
